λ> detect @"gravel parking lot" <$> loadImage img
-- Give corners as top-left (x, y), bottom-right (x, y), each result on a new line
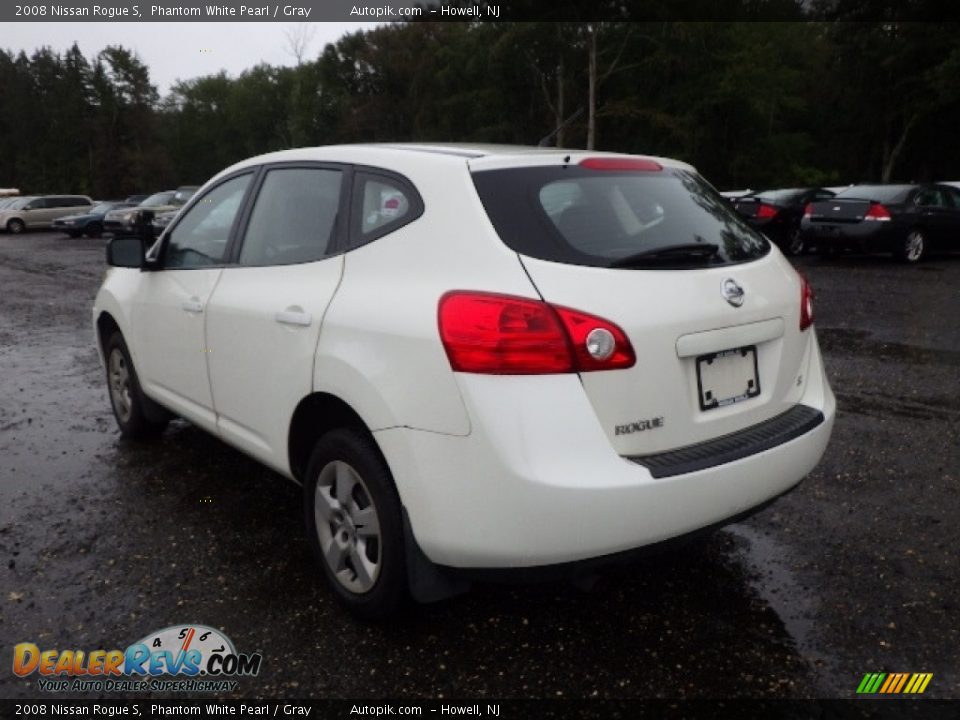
top-left (1, 232), bottom-right (957, 699)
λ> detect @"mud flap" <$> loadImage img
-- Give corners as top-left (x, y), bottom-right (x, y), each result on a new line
top-left (402, 508), bottom-right (471, 603)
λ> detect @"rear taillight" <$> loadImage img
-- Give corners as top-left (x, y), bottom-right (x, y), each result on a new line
top-left (863, 203), bottom-right (891, 222)
top-left (756, 203), bottom-right (779, 219)
top-left (799, 274), bottom-right (814, 331)
top-left (803, 203), bottom-right (814, 219)
top-left (438, 291), bottom-right (636, 374)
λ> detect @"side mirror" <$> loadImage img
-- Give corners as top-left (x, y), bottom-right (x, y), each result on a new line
top-left (106, 235), bottom-right (146, 268)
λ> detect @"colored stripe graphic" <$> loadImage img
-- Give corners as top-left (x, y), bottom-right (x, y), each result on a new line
top-left (857, 672), bottom-right (932, 694)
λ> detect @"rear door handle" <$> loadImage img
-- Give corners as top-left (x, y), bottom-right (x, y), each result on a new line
top-left (182, 298), bottom-right (204, 314)
top-left (275, 310), bottom-right (312, 327)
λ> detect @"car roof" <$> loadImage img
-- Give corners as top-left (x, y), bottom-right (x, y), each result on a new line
top-left (215, 143), bottom-right (696, 179)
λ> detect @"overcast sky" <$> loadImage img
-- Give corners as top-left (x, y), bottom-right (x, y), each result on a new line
top-left (8, 22), bottom-right (380, 94)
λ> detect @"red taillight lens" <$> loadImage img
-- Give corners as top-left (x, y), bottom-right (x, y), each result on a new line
top-left (552, 306), bottom-right (636, 371)
top-left (863, 203), bottom-right (891, 222)
top-left (803, 203), bottom-right (814, 218)
top-left (799, 274), bottom-right (814, 331)
top-left (579, 157), bottom-right (662, 172)
top-left (438, 292), bottom-right (635, 374)
top-left (756, 203), bottom-right (779, 219)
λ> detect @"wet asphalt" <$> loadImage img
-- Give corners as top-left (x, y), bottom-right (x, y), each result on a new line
top-left (0, 232), bottom-right (957, 700)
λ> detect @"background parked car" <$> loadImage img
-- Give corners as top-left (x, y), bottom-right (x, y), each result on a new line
top-left (801, 183), bottom-right (960, 262)
top-left (733, 187), bottom-right (836, 255)
top-left (103, 190), bottom-right (192, 235)
top-left (52, 200), bottom-right (137, 238)
top-left (0, 195), bottom-right (93, 234)
top-left (150, 208), bottom-right (180, 233)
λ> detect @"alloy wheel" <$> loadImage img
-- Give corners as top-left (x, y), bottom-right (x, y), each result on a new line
top-left (313, 460), bottom-right (382, 594)
top-left (905, 231), bottom-right (924, 262)
top-left (108, 348), bottom-right (133, 423)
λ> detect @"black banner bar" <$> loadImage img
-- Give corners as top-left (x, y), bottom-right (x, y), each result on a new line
top-left (2, 699), bottom-right (960, 720)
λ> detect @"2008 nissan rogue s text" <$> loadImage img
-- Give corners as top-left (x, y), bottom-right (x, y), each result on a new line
top-left (93, 144), bottom-right (835, 618)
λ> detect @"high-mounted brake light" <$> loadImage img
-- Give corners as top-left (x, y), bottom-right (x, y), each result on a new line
top-left (799, 274), bottom-right (814, 331)
top-left (756, 203), bottom-right (779, 219)
top-left (438, 292), bottom-right (636, 374)
top-left (863, 203), bottom-right (891, 222)
top-left (579, 157), bottom-right (662, 172)
top-left (803, 203), bottom-right (814, 219)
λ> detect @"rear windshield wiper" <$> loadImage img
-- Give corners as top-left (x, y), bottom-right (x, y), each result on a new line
top-left (608, 242), bottom-right (720, 268)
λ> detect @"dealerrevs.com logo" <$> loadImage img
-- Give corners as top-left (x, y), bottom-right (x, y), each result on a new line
top-left (13, 625), bottom-right (262, 693)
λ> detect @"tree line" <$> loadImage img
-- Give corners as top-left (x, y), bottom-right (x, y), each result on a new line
top-left (1, 20), bottom-right (958, 198)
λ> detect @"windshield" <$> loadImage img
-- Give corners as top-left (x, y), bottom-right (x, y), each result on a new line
top-left (92, 202), bottom-right (120, 214)
top-left (8, 197), bottom-right (34, 210)
top-left (835, 185), bottom-right (913, 203)
top-left (141, 192), bottom-right (175, 207)
top-left (473, 166), bottom-right (769, 268)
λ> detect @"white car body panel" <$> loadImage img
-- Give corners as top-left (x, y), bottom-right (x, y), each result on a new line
top-left (516, 250), bottom-right (812, 456)
top-left (205, 257), bottom-right (344, 474)
top-left (133, 268), bottom-right (223, 434)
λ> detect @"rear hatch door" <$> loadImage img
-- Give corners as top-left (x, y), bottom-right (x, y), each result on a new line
top-left (471, 155), bottom-right (812, 457)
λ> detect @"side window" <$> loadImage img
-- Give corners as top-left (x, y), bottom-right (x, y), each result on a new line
top-left (945, 187), bottom-right (960, 208)
top-left (915, 188), bottom-right (945, 208)
top-left (350, 171), bottom-right (423, 249)
top-left (238, 167), bottom-right (342, 266)
top-left (164, 174), bottom-right (251, 269)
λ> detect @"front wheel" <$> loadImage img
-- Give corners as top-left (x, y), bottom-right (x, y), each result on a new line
top-left (85, 222), bottom-right (103, 238)
top-left (104, 331), bottom-right (169, 438)
top-left (7, 219), bottom-right (24, 234)
top-left (304, 428), bottom-right (407, 620)
top-left (896, 229), bottom-right (926, 263)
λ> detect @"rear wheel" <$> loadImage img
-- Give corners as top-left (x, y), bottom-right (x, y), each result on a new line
top-left (304, 428), bottom-right (406, 620)
top-left (7, 219), bottom-right (24, 234)
top-left (104, 331), bottom-right (169, 438)
top-left (896, 229), bottom-right (926, 263)
top-left (785, 228), bottom-right (805, 256)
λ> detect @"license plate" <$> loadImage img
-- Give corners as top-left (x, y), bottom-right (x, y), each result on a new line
top-left (696, 346), bottom-right (760, 411)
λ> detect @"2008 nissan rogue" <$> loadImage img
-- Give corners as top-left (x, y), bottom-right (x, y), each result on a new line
top-left (93, 144), bottom-right (835, 618)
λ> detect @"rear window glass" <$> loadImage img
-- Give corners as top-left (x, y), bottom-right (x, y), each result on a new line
top-left (754, 189), bottom-right (805, 203)
top-left (835, 185), bottom-right (913, 203)
top-left (141, 192), bottom-right (175, 207)
top-left (472, 166), bottom-right (769, 268)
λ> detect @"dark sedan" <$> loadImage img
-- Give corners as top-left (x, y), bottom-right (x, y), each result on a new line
top-left (801, 183), bottom-right (960, 263)
top-left (52, 200), bottom-right (136, 238)
top-left (733, 187), bottom-right (835, 255)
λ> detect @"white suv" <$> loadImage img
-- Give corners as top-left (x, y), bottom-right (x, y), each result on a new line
top-left (93, 144), bottom-right (835, 618)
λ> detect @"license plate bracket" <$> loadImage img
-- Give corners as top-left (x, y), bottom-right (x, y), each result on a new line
top-left (696, 346), bottom-right (760, 411)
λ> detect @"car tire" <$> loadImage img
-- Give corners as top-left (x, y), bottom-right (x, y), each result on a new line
top-left (7, 219), bottom-right (25, 234)
top-left (86, 222), bottom-right (103, 238)
top-left (896, 229), bottom-right (926, 263)
top-left (104, 331), bottom-right (169, 439)
top-left (784, 228), bottom-right (805, 256)
top-left (303, 428), bottom-right (407, 620)
top-left (67, 230), bottom-right (82, 238)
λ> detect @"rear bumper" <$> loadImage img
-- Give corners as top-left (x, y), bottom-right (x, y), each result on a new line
top-left (801, 220), bottom-right (901, 250)
top-left (375, 335), bottom-right (835, 569)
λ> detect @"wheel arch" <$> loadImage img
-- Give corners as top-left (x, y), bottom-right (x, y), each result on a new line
top-left (288, 392), bottom-right (383, 484)
top-left (95, 310), bottom-right (122, 355)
